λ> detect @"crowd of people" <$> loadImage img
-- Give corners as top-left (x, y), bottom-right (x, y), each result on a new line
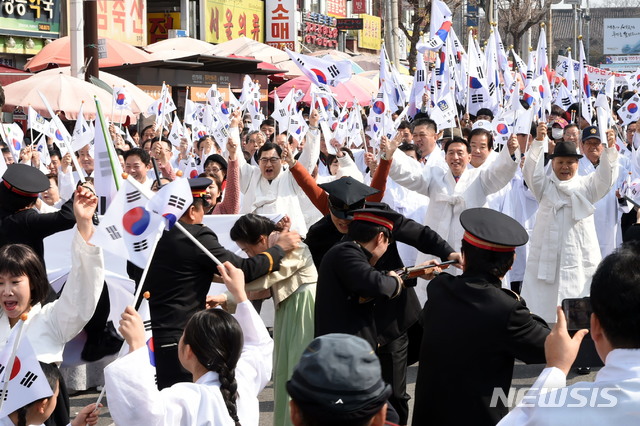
top-left (0, 62), bottom-right (639, 426)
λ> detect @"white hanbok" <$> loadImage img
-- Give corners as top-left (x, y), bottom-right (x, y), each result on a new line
top-left (104, 301), bottom-right (274, 426)
top-left (521, 139), bottom-right (618, 322)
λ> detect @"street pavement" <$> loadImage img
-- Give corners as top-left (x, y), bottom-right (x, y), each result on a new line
top-left (70, 361), bottom-right (599, 425)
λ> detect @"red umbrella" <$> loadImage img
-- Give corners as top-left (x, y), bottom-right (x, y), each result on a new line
top-left (24, 36), bottom-right (152, 72)
top-left (270, 76), bottom-right (371, 107)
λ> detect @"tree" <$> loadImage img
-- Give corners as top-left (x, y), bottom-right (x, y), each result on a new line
top-left (497, 0), bottom-right (550, 55)
top-left (398, 0), bottom-right (463, 74)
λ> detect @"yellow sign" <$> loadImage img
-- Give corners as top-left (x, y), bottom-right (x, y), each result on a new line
top-left (358, 14), bottom-right (381, 51)
top-left (96, 0), bottom-right (147, 46)
top-left (201, 0), bottom-right (264, 44)
top-left (148, 13), bottom-right (181, 45)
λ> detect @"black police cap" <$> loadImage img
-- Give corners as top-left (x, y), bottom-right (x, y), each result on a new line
top-left (188, 177), bottom-right (212, 199)
top-left (460, 207), bottom-right (528, 252)
top-left (2, 163), bottom-right (49, 197)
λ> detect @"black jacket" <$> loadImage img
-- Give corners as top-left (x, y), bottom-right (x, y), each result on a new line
top-left (412, 272), bottom-right (550, 426)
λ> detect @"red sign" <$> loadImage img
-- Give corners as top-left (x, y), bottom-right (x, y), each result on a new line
top-left (326, 0), bottom-right (346, 18)
top-left (352, 0), bottom-right (366, 14)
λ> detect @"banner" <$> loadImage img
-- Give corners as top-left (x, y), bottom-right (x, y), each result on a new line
top-left (326, 0), bottom-right (347, 18)
top-left (96, 0), bottom-right (146, 46)
top-left (603, 18), bottom-right (640, 55)
top-left (202, 0), bottom-right (264, 43)
top-left (265, 0), bottom-right (296, 50)
top-left (358, 14), bottom-right (381, 51)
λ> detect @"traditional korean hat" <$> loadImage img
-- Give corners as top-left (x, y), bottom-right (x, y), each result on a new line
top-left (548, 141), bottom-right (583, 159)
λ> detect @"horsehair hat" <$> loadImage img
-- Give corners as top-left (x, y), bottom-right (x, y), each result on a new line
top-left (2, 163), bottom-right (49, 197)
top-left (287, 333), bottom-right (391, 422)
top-left (460, 207), bottom-right (528, 252)
top-left (319, 176), bottom-right (379, 220)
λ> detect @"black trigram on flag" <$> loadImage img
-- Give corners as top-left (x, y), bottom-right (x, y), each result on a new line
top-left (488, 82), bottom-right (496, 96)
top-left (526, 70), bottom-right (534, 80)
top-left (416, 70), bottom-right (425, 82)
top-left (0, 389), bottom-right (7, 401)
top-left (133, 240), bottom-right (148, 252)
top-left (561, 97), bottom-right (572, 107)
top-left (126, 191), bottom-right (142, 203)
top-left (168, 195), bottom-right (186, 210)
top-left (144, 319), bottom-right (152, 332)
top-left (476, 67), bottom-right (484, 79)
top-left (279, 108), bottom-right (286, 117)
top-left (98, 152), bottom-right (112, 178)
top-left (471, 94), bottom-right (484, 104)
top-left (0, 363), bottom-right (5, 376)
top-left (327, 65), bottom-right (339, 78)
top-left (20, 371), bottom-right (37, 388)
top-left (106, 225), bottom-right (122, 241)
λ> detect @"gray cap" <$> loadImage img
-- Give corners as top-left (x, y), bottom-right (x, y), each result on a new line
top-left (286, 334), bottom-right (391, 422)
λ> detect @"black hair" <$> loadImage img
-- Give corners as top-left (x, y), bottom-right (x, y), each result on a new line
top-left (0, 243), bottom-right (51, 307)
top-left (590, 241), bottom-right (640, 348)
top-left (257, 141), bottom-right (282, 158)
top-left (128, 125), bottom-right (139, 138)
top-left (16, 362), bottom-right (60, 426)
top-left (199, 172), bottom-right (223, 206)
top-left (183, 309), bottom-right (243, 425)
top-left (410, 118), bottom-right (437, 133)
top-left (444, 136), bottom-right (471, 154)
top-left (347, 221), bottom-right (391, 245)
top-left (196, 136), bottom-right (220, 153)
top-left (460, 239), bottom-right (514, 279)
top-left (0, 183), bottom-right (38, 212)
top-left (475, 108), bottom-right (494, 119)
top-left (468, 128), bottom-right (494, 150)
top-left (398, 142), bottom-right (421, 159)
top-left (397, 120), bottom-right (411, 131)
top-left (260, 118), bottom-right (275, 128)
top-left (141, 139), bottom-right (153, 151)
top-left (123, 147), bottom-right (151, 166)
top-left (141, 125), bottom-right (155, 138)
top-left (152, 138), bottom-right (172, 152)
top-left (230, 214), bottom-right (283, 245)
top-left (564, 123), bottom-right (580, 135)
top-left (326, 148), bottom-right (355, 175)
top-left (48, 146), bottom-right (62, 160)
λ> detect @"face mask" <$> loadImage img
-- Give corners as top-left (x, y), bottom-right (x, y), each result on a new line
top-left (633, 132), bottom-right (640, 149)
top-left (551, 128), bottom-right (564, 140)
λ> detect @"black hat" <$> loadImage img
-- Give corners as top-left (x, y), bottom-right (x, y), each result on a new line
top-left (581, 126), bottom-right (601, 142)
top-left (319, 177), bottom-right (379, 220)
top-left (2, 163), bottom-right (49, 197)
top-left (188, 177), bottom-right (212, 199)
top-left (286, 334), bottom-right (392, 423)
top-left (351, 207), bottom-right (401, 231)
top-left (548, 141), bottom-right (583, 159)
top-left (460, 207), bottom-right (528, 252)
top-left (203, 154), bottom-right (228, 171)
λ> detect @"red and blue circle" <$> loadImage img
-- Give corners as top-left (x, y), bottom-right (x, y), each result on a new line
top-left (538, 85), bottom-right (545, 98)
top-left (373, 101), bottom-right (385, 114)
top-left (12, 139), bottom-right (21, 151)
top-left (311, 69), bottom-right (328, 85)
top-left (523, 93), bottom-right (534, 106)
top-left (629, 103), bottom-right (638, 113)
top-left (496, 123), bottom-right (509, 135)
top-left (116, 93), bottom-right (126, 105)
top-left (435, 21), bottom-right (452, 42)
top-left (55, 129), bottom-right (64, 141)
top-left (220, 103), bottom-right (229, 115)
top-left (122, 207), bottom-right (150, 236)
top-left (163, 213), bottom-right (177, 229)
top-left (157, 102), bottom-right (163, 115)
top-left (147, 337), bottom-right (155, 367)
top-left (189, 169), bottom-right (199, 179)
top-left (469, 77), bottom-right (482, 89)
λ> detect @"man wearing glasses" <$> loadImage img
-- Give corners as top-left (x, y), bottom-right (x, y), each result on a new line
top-left (227, 110), bottom-right (322, 236)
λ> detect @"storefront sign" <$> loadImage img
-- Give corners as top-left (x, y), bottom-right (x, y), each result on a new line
top-left (326, 0), bottom-right (346, 18)
top-left (265, 0), bottom-right (295, 50)
top-left (202, 0), bottom-right (264, 43)
top-left (0, 0), bottom-right (60, 38)
top-left (358, 14), bottom-right (381, 51)
top-left (303, 12), bottom-right (338, 49)
top-left (352, 0), bottom-right (366, 14)
top-left (336, 18), bottom-right (363, 30)
top-left (97, 0), bottom-right (146, 46)
top-left (148, 12), bottom-right (180, 44)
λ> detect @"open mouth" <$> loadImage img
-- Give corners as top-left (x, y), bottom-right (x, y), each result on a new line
top-left (4, 301), bottom-right (17, 311)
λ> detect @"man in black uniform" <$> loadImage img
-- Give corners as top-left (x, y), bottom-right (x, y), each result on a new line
top-left (0, 163), bottom-right (76, 265)
top-left (144, 177), bottom-right (301, 389)
top-left (306, 178), bottom-right (458, 425)
top-left (412, 208), bottom-right (550, 426)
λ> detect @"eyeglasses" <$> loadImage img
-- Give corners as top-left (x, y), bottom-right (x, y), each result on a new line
top-left (259, 157), bottom-right (281, 164)
top-left (208, 167), bottom-right (222, 173)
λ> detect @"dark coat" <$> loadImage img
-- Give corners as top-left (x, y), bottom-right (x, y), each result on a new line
top-left (412, 272), bottom-right (550, 426)
top-left (314, 241), bottom-right (401, 349)
top-left (144, 221), bottom-right (284, 335)
top-left (306, 202), bottom-right (454, 345)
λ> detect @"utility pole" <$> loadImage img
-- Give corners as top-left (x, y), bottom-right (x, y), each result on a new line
top-left (70, 0), bottom-right (84, 78)
top-left (391, 0), bottom-right (400, 67)
top-left (84, 0), bottom-right (99, 83)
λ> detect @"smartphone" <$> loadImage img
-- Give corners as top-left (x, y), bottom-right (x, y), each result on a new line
top-left (561, 297), bottom-right (592, 330)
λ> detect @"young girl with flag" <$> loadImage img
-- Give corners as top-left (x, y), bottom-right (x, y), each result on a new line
top-left (105, 261), bottom-right (273, 426)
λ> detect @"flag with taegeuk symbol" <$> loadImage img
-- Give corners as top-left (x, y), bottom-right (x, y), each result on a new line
top-left (146, 177), bottom-right (193, 231)
top-left (91, 179), bottom-right (164, 268)
top-left (113, 87), bottom-right (132, 110)
top-left (0, 322), bottom-right (53, 418)
top-left (285, 48), bottom-right (352, 87)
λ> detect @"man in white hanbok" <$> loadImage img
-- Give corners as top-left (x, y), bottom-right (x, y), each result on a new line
top-left (498, 242), bottom-right (640, 425)
top-left (521, 127), bottom-right (619, 322)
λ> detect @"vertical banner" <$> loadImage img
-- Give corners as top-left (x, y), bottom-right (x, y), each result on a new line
top-left (358, 14), bottom-right (382, 50)
top-left (265, 0), bottom-right (296, 50)
top-left (352, 0), bottom-right (367, 14)
top-left (148, 12), bottom-right (180, 44)
top-left (201, 0), bottom-right (264, 43)
top-left (96, 0), bottom-right (147, 46)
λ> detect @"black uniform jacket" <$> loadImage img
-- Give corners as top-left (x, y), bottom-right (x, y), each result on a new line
top-left (412, 272), bottom-right (550, 426)
top-left (314, 241), bottom-right (401, 349)
top-left (143, 221), bottom-right (284, 335)
top-left (306, 202), bottom-right (454, 345)
top-left (0, 197), bottom-right (75, 265)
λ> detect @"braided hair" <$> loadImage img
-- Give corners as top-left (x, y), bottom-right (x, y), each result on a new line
top-left (183, 309), bottom-right (244, 425)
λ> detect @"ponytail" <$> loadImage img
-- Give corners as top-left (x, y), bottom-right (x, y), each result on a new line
top-left (217, 363), bottom-right (240, 425)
